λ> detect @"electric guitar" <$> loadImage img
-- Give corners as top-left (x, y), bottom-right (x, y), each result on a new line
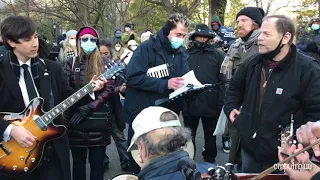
top-left (0, 62), bottom-right (125, 176)
top-left (280, 114), bottom-right (296, 157)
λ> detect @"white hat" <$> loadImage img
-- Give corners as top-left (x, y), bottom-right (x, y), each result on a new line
top-left (66, 30), bottom-right (77, 39)
top-left (141, 31), bottom-right (153, 43)
top-left (127, 39), bottom-right (138, 46)
top-left (127, 106), bottom-right (181, 152)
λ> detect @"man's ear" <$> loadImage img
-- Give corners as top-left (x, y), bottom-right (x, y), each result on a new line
top-left (282, 32), bottom-right (292, 45)
top-left (7, 40), bottom-right (16, 48)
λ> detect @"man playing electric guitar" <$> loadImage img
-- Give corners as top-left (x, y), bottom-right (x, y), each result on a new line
top-left (0, 16), bottom-right (107, 180)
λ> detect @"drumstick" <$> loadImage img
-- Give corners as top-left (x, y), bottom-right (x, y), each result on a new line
top-left (250, 138), bottom-right (320, 180)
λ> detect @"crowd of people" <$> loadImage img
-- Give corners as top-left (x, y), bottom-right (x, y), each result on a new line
top-left (1, 5), bottom-right (320, 180)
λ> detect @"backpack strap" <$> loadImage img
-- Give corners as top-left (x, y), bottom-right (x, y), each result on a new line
top-left (72, 57), bottom-right (81, 90)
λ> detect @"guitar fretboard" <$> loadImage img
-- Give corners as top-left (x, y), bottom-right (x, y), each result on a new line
top-left (41, 82), bottom-right (95, 125)
top-left (40, 65), bottom-right (121, 125)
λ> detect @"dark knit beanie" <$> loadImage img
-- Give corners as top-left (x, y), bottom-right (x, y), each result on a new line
top-left (236, 7), bottom-right (265, 27)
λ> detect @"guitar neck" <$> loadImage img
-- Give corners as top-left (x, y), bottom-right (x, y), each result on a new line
top-left (40, 74), bottom-right (106, 125)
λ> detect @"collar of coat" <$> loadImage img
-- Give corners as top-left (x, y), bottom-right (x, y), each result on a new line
top-left (258, 44), bottom-right (296, 70)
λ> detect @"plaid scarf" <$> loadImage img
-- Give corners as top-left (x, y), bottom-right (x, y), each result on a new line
top-left (8, 51), bottom-right (41, 94)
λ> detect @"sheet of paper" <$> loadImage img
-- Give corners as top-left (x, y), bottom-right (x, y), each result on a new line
top-left (169, 70), bottom-right (212, 99)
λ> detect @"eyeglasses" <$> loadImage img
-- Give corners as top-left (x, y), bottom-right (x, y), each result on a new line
top-left (81, 37), bottom-right (98, 43)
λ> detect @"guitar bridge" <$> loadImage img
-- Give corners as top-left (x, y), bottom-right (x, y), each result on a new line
top-left (0, 143), bottom-right (10, 155)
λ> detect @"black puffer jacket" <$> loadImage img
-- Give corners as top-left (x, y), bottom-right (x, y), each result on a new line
top-left (182, 42), bottom-right (226, 117)
top-left (64, 56), bottom-right (114, 147)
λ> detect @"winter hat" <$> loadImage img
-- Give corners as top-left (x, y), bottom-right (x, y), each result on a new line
top-left (114, 26), bottom-right (122, 38)
top-left (66, 30), bottom-right (77, 39)
top-left (57, 33), bottom-right (66, 44)
top-left (77, 27), bottom-right (98, 39)
top-left (236, 7), bottom-right (265, 27)
top-left (145, 27), bottom-right (153, 33)
top-left (124, 23), bottom-right (132, 28)
top-left (114, 26), bottom-right (121, 32)
top-left (190, 24), bottom-right (214, 40)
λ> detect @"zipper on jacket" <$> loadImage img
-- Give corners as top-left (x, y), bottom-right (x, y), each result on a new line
top-left (256, 66), bottom-right (275, 156)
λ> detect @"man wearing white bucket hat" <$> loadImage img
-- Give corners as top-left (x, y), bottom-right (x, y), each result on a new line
top-left (127, 106), bottom-right (215, 180)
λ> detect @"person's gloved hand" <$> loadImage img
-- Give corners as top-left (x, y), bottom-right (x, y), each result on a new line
top-left (306, 42), bottom-right (318, 52)
top-left (70, 105), bottom-right (92, 124)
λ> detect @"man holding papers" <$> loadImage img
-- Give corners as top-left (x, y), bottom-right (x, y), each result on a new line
top-left (123, 13), bottom-right (190, 174)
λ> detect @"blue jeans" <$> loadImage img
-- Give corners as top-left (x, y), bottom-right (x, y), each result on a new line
top-left (241, 149), bottom-right (282, 174)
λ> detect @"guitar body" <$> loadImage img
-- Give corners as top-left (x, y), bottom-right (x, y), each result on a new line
top-left (0, 97), bottom-right (66, 176)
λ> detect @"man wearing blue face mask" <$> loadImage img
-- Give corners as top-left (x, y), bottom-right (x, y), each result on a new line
top-left (112, 26), bottom-right (122, 47)
top-left (297, 19), bottom-right (320, 61)
top-left (123, 13), bottom-right (190, 174)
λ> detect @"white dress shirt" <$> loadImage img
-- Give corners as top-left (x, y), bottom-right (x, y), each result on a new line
top-left (3, 59), bottom-right (39, 141)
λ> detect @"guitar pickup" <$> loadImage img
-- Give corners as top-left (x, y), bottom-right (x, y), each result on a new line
top-left (0, 143), bottom-right (10, 155)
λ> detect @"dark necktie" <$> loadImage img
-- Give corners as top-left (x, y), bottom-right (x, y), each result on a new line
top-left (21, 64), bottom-right (38, 101)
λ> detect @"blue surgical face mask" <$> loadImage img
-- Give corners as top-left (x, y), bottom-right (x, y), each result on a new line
top-left (170, 37), bottom-right (184, 49)
top-left (81, 41), bottom-right (97, 54)
top-left (311, 24), bottom-right (320, 31)
top-left (115, 30), bottom-right (122, 38)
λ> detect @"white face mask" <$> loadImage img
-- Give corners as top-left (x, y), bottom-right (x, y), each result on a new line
top-left (69, 39), bottom-right (76, 47)
top-left (115, 46), bottom-right (121, 51)
top-left (125, 27), bottom-right (131, 32)
top-left (131, 45), bottom-right (137, 51)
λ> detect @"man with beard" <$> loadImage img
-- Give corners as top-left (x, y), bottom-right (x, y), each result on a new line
top-left (219, 6), bottom-right (265, 169)
top-left (182, 24), bottom-right (225, 163)
top-left (224, 15), bottom-right (320, 173)
top-left (123, 13), bottom-right (190, 174)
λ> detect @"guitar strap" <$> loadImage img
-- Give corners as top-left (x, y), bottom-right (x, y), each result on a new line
top-left (39, 58), bottom-right (54, 109)
top-left (72, 57), bottom-right (81, 90)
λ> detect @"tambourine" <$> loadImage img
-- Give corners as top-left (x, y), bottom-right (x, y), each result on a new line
top-left (131, 139), bottom-right (195, 167)
top-left (111, 174), bottom-right (138, 180)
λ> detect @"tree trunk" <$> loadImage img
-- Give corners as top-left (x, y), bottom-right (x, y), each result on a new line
top-left (318, 0), bottom-right (320, 16)
top-left (208, 0), bottom-right (227, 25)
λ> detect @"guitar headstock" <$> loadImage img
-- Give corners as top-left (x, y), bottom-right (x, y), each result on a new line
top-left (279, 114), bottom-right (296, 156)
top-left (102, 62), bottom-right (126, 79)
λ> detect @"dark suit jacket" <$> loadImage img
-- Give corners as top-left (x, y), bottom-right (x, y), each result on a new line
top-left (0, 51), bottom-right (73, 180)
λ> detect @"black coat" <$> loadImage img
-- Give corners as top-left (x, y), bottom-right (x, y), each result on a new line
top-left (110, 73), bottom-right (126, 130)
top-left (182, 44), bottom-right (226, 117)
top-left (224, 45), bottom-right (320, 163)
top-left (0, 51), bottom-right (73, 180)
top-left (123, 29), bottom-right (189, 124)
top-left (63, 57), bottom-right (114, 147)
